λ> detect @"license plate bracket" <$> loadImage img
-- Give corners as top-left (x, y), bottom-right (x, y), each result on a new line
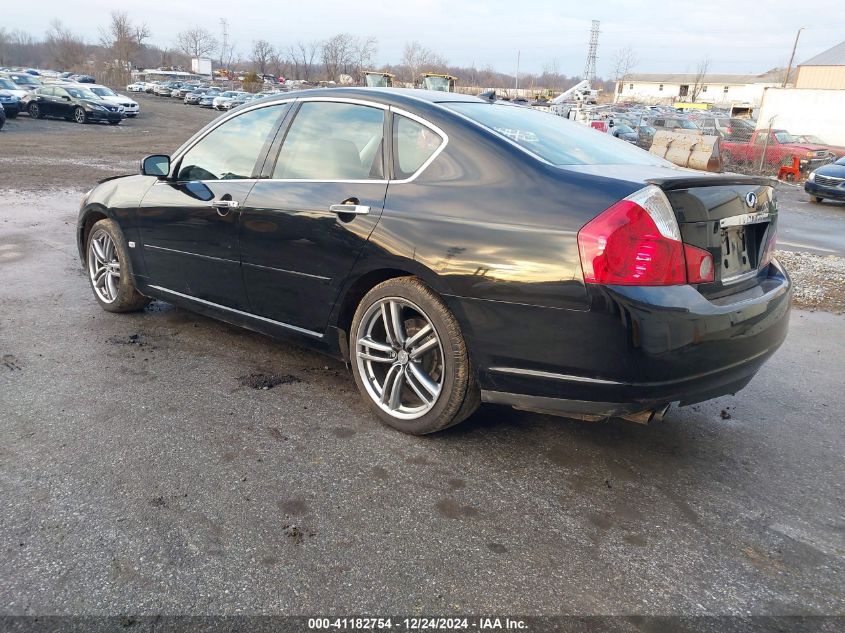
top-left (721, 226), bottom-right (754, 283)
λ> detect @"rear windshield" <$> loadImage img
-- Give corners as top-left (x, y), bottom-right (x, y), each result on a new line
top-left (446, 102), bottom-right (667, 166)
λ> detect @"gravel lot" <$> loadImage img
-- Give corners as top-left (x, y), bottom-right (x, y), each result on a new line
top-left (0, 94), bottom-right (843, 625)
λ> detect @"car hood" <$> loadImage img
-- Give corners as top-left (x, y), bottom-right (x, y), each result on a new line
top-left (101, 94), bottom-right (135, 104)
top-left (814, 162), bottom-right (845, 178)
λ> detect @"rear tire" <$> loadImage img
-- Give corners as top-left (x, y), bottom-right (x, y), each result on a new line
top-left (85, 219), bottom-right (150, 313)
top-left (349, 277), bottom-right (480, 435)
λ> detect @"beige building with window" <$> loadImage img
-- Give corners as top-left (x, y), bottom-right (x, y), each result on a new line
top-left (795, 40), bottom-right (845, 89)
top-left (614, 72), bottom-right (783, 107)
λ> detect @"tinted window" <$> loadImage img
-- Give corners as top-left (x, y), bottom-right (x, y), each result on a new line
top-left (448, 102), bottom-right (667, 166)
top-left (273, 101), bottom-right (385, 180)
top-left (178, 105), bottom-right (284, 181)
top-left (0, 78), bottom-right (17, 90)
top-left (40, 87), bottom-right (55, 97)
top-left (393, 115), bottom-right (443, 179)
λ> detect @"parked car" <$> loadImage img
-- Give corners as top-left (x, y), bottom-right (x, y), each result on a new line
top-left (172, 84), bottom-right (200, 98)
top-left (0, 75), bottom-right (31, 101)
top-left (222, 93), bottom-right (255, 109)
top-left (0, 72), bottom-right (42, 95)
top-left (88, 84), bottom-right (140, 117)
top-left (154, 81), bottom-right (183, 96)
top-left (0, 103), bottom-right (5, 130)
top-left (805, 156), bottom-right (845, 203)
top-left (69, 74), bottom-right (96, 83)
top-left (197, 92), bottom-right (220, 108)
top-left (26, 85), bottom-right (124, 124)
top-left (145, 81), bottom-right (162, 94)
top-left (650, 116), bottom-right (701, 132)
top-left (609, 121), bottom-right (638, 143)
top-left (75, 88), bottom-right (791, 434)
top-left (212, 90), bottom-right (245, 110)
top-left (796, 135), bottom-right (845, 159)
top-left (126, 82), bottom-right (146, 92)
top-left (0, 89), bottom-right (22, 117)
top-left (185, 87), bottom-right (217, 105)
top-left (694, 116), bottom-right (754, 140)
top-left (721, 129), bottom-right (834, 172)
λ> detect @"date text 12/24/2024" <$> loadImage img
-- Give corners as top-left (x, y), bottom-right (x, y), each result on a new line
top-left (307, 618), bottom-right (528, 630)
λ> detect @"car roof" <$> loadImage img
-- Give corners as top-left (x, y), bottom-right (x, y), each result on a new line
top-left (251, 86), bottom-right (484, 109)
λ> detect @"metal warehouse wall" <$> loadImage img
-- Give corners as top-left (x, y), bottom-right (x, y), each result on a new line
top-left (795, 66), bottom-right (845, 90)
top-left (756, 87), bottom-right (845, 146)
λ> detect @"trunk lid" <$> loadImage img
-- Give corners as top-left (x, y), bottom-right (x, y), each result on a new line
top-left (651, 175), bottom-right (776, 298)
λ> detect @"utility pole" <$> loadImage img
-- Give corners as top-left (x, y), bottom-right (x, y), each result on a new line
top-left (515, 50), bottom-right (520, 92)
top-left (583, 20), bottom-right (600, 84)
top-left (220, 18), bottom-right (229, 70)
top-left (782, 27), bottom-right (804, 88)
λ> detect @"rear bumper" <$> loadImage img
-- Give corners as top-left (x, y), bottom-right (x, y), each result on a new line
top-left (805, 180), bottom-right (845, 201)
top-left (452, 261), bottom-right (792, 418)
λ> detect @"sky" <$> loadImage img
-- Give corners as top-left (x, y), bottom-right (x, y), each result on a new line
top-left (4, 0), bottom-right (844, 77)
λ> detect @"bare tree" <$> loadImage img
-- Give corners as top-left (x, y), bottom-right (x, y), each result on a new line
top-left (321, 33), bottom-right (356, 81)
top-left (176, 27), bottom-right (217, 59)
top-left (690, 57), bottom-right (710, 102)
top-left (288, 40), bottom-right (319, 80)
top-left (611, 45), bottom-right (638, 83)
top-left (251, 39), bottom-right (274, 75)
top-left (98, 11), bottom-right (150, 70)
top-left (401, 41), bottom-right (447, 85)
top-left (44, 20), bottom-right (86, 69)
top-left (352, 36), bottom-right (377, 75)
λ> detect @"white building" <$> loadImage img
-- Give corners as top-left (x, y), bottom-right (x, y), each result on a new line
top-left (615, 71), bottom-right (784, 107)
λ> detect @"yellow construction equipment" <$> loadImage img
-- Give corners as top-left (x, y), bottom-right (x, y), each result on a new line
top-left (420, 73), bottom-right (458, 92)
top-left (363, 71), bottom-right (394, 88)
top-left (649, 130), bottom-right (723, 172)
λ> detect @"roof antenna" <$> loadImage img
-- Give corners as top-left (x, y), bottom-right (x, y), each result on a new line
top-left (479, 90), bottom-right (497, 102)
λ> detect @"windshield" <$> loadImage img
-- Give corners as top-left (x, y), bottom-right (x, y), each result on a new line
top-left (615, 124), bottom-right (635, 134)
top-left (802, 135), bottom-right (824, 144)
top-left (447, 102), bottom-right (669, 166)
top-left (678, 119), bottom-right (698, 129)
top-left (774, 132), bottom-right (798, 144)
top-left (0, 78), bottom-right (17, 90)
top-left (11, 75), bottom-right (41, 87)
top-left (66, 87), bottom-right (99, 100)
top-left (835, 156), bottom-right (845, 166)
top-left (91, 87), bottom-right (117, 97)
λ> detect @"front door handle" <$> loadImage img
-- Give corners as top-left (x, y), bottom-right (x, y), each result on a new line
top-left (211, 199), bottom-right (239, 216)
top-left (329, 204), bottom-right (370, 215)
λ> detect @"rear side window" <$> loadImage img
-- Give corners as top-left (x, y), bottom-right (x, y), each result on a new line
top-left (393, 114), bottom-right (443, 179)
top-left (273, 101), bottom-right (385, 180)
top-left (178, 105), bottom-right (285, 181)
top-left (447, 102), bottom-right (668, 166)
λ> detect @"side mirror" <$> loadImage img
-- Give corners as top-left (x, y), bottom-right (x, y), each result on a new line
top-left (61, 95), bottom-right (71, 101)
top-left (141, 154), bottom-right (170, 178)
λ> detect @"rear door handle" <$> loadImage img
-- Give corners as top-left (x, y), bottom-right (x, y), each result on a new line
top-left (211, 199), bottom-right (240, 209)
top-left (329, 204), bottom-right (370, 215)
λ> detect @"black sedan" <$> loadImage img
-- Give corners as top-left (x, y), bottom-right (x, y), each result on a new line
top-left (76, 88), bottom-right (791, 434)
top-left (27, 85), bottom-right (123, 124)
top-left (805, 156), bottom-right (845, 203)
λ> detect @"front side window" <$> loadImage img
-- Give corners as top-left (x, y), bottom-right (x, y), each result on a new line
top-left (273, 101), bottom-right (385, 180)
top-left (393, 115), bottom-right (443, 179)
top-left (446, 102), bottom-right (668, 166)
top-left (178, 105), bottom-right (285, 181)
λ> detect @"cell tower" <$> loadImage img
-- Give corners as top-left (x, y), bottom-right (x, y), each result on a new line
top-left (583, 20), bottom-right (600, 83)
top-left (220, 18), bottom-right (229, 68)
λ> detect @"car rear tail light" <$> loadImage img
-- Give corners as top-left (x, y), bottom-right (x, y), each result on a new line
top-left (760, 227), bottom-right (777, 268)
top-left (577, 185), bottom-right (687, 285)
top-left (578, 185), bottom-right (716, 286)
top-left (684, 244), bottom-right (715, 283)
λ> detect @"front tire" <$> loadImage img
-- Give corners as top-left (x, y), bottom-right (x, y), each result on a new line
top-left (86, 219), bottom-right (150, 313)
top-left (28, 103), bottom-right (44, 119)
top-left (350, 277), bottom-right (480, 434)
top-left (811, 196), bottom-right (824, 204)
top-left (73, 107), bottom-right (87, 124)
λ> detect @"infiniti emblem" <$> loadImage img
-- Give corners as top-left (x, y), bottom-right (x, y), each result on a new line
top-left (745, 192), bottom-right (758, 208)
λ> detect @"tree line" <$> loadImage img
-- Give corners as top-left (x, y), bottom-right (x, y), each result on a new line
top-left (0, 14), bottom-right (618, 94)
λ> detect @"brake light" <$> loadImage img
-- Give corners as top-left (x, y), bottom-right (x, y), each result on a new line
top-left (577, 185), bottom-right (714, 286)
top-left (760, 228), bottom-right (777, 268)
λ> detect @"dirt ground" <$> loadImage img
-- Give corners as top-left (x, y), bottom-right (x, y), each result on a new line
top-left (0, 92), bottom-right (219, 191)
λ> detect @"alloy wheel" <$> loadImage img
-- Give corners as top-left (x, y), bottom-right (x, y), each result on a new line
top-left (74, 108), bottom-right (86, 124)
top-left (29, 104), bottom-right (39, 118)
top-left (87, 229), bottom-right (120, 303)
top-left (355, 297), bottom-right (444, 420)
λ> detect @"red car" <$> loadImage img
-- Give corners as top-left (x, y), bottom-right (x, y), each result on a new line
top-left (722, 129), bottom-right (834, 171)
